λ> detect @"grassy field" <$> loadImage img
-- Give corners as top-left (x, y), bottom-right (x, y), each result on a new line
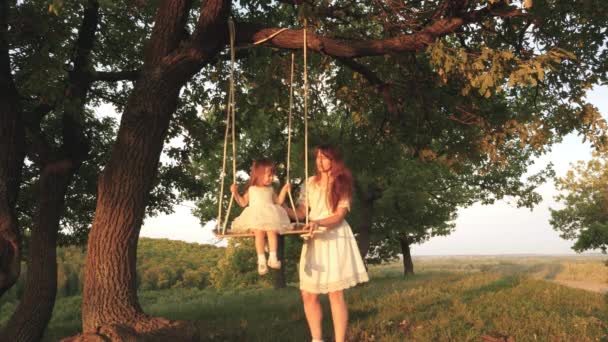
top-left (1, 255), bottom-right (607, 341)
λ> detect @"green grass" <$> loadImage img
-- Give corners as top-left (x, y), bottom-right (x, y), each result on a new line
top-left (1, 256), bottom-right (607, 341)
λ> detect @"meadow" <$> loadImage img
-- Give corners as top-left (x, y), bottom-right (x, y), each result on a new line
top-left (1, 254), bottom-right (606, 341)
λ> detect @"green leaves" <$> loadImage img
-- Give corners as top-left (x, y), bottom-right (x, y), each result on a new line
top-left (427, 41), bottom-right (571, 98)
top-left (551, 153), bottom-right (608, 253)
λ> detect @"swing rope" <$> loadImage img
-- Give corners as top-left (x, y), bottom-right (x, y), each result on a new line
top-left (224, 17), bottom-right (238, 235)
top-left (303, 19), bottom-right (310, 226)
top-left (252, 28), bottom-right (289, 46)
top-left (286, 52), bottom-right (300, 226)
top-left (217, 18), bottom-right (238, 235)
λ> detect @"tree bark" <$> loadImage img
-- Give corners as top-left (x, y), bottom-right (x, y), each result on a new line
top-left (81, 0), bottom-right (230, 335)
top-left (354, 180), bottom-right (382, 261)
top-left (356, 196), bottom-right (372, 261)
top-left (1, 162), bottom-right (74, 341)
top-left (0, 0), bottom-right (25, 298)
top-left (399, 235), bottom-right (414, 276)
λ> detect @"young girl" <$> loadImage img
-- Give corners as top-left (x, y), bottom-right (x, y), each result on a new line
top-left (285, 144), bottom-right (368, 342)
top-left (230, 159), bottom-right (291, 275)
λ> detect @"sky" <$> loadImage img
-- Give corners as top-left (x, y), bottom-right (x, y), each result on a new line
top-left (139, 85), bottom-right (608, 256)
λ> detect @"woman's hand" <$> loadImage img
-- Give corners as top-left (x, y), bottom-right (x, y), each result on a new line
top-left (281, 183), bottom-right (291, 194)
top-left (308, 220), bottom-right (319, 238)
top-left (230, 183), bottom-right (238, 195)
top-left (301, 220), bottom-right (320, 240)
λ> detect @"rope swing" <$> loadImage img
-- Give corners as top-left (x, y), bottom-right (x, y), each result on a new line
top-left (215, 19), bottom-right (311, 238)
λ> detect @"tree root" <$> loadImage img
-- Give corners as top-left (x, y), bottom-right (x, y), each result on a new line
top-left (61, 317), bottom-right (201, 342)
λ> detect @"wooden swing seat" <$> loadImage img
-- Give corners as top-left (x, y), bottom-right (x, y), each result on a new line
top-left (214, 223), bottom-right (310, 238)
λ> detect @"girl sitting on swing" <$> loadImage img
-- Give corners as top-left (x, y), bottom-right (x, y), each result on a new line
top-left (230, 159), bottom-right (291, 275)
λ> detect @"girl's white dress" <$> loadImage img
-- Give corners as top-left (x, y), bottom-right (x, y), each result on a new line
top-left (298, 177), bottom-right (369, 294)
top-left (231, 186), bottom-right (291, 232)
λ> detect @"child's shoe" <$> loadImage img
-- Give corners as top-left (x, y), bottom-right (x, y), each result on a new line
top-left (258, 262), bottom-right (268, 275)
top-left (267, 258), bottom-right (281, 269)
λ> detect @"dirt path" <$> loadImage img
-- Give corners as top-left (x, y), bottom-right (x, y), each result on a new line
top-left (551, 280), bottom-right (608, 294)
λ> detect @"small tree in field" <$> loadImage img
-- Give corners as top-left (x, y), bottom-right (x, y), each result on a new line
top-left (550, 152), bottom-right (608, 253)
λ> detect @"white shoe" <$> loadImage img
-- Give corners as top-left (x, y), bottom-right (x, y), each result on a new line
top-left (267, 258), bottom-right (281, 269)
top-left (258, 262), bottom-right (268, 275)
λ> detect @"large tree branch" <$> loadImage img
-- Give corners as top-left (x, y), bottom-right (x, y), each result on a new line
top-left (161, 0), bottom-right (231, 83)
top-left (235, 6), bottom-right (524, 57)
top-left (145, 0), bottom-right (193, 65)
top-left (190, 0), bottom-right (231, 58)
top-left (63, 0), bottom-right (99, 162)
top-left (71, 0), bottom-right (99, 76)
top-left (235, 22), bottom-right (442, 57)
top-left (21, 103), bottom-right (56, 167)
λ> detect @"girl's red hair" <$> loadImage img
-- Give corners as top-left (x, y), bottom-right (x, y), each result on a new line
top-left (248, 159), bottom-right (275, 188)
top-left (314, 145), bottom-right (353, 212)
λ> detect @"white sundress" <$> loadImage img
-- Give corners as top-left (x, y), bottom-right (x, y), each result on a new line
top-left (298, 177), bottom-right (369, 294)
top-left (231, 186), bottom-right (291, 232)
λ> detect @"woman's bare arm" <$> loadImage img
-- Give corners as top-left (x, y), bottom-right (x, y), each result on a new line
top-left (311, 207), bottom-right (348, 229)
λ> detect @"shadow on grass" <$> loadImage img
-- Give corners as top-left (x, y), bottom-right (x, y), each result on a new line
top-left (461, 275), bottom-right (521, 302)
top-left (350, 307), bottom-right (379, 322)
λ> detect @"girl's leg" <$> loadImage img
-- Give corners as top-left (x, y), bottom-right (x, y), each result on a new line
top-left (253, 230), bottom-right (267, 275)
top-left (267, 231), bottom-right (278, 253)
top-left (266, 231), bottom-right (281, 268)
top-left (301, 290), bottom-right (323, 341)
top-left (328, 290), bottom-right (348, 342)
top-left (253, 230), bottom-right (266, 256)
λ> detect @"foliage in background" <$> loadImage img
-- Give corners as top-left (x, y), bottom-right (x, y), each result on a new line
top-left (551, 152), bottom-right (608, 253)
top-left (0, 238), bottom-right (224, 303)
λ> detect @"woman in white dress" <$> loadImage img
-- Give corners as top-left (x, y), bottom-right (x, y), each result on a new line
top-left (285, 145), bottom-right (369, 342)
top-left (231, 159), bottom-right (291, 275)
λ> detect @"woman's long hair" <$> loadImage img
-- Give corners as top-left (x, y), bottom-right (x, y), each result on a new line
top-left (314, 145), bottom-right (353, 212)
top-left (248, 159), bottom-right (275, 188)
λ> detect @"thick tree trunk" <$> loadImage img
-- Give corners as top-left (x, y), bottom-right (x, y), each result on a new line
top-left (75, 74), bottom-right (209, 341)
top-left (78, 0), bottom-right (228, 337)
top-left (356, 198), bottom-right (372, 260)
top-left (0, 80), bottom-right (23, 298)
top-left (82, 77), bottom-right (181, 332)
top-left (0, 0), bottom-right (25, 298)
top-left (354, 181), bottom-right (381, 261)
top-left (399, 236), bottom-right (414, 276)
top-left (0, 163), bottom-right (73, 341)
